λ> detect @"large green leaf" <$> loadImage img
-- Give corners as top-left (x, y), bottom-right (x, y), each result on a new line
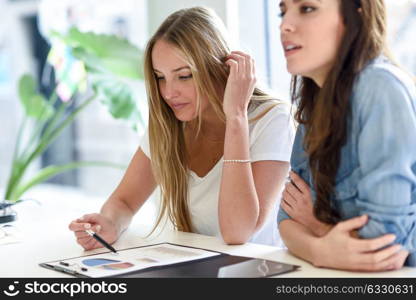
top-left (92, 78), bottom-right (144, 126)
top-left (71, 48), bottom-right (108, 74)
top-left (52, 28), bottom-right (143, 79)
top-left (18, 75), bottom-right (54, 120)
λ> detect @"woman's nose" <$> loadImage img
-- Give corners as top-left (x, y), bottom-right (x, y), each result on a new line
top-left (279, 14), bottom-right (296, 34)
top-left (162, 81), bottom-right (179, 100)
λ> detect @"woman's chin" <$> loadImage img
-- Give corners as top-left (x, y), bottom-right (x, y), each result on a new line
top-left (174, 113), bottom-right (196, 122)
top-left (286, 65), bottom-right (302, 77)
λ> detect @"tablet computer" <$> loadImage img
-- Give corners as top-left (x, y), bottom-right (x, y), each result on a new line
top-left (217, 258), bottom-right (300, 278)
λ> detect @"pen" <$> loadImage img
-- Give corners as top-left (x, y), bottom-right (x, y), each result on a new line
top-left (85, 229), bottom-right (118, 254)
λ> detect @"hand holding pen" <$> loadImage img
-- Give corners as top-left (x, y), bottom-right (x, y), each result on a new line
top-left (85, 229), bottom-right (118, 253)
top-left (68, 213), bottom-right (119, 251)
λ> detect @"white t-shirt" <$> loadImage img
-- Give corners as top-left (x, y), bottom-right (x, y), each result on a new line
top-left (140, 101), bottom-right (295, 247)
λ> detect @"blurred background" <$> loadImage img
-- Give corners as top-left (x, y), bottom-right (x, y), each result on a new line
top-left (0, 0), bottom-right (415, 224)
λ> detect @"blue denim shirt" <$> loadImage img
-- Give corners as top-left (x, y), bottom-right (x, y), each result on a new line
top-left (277, 57), bottom-right (416, 266)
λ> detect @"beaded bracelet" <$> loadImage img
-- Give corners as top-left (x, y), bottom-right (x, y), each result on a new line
top-left (223, 159), bottom-right (251, 163)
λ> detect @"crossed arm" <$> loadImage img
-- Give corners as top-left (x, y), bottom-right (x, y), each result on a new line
top-left (279, 171), bottom-right (409, 271)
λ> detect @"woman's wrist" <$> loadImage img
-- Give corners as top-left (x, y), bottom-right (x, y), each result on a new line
top-left (224, 104), bottom-right (248, 120)
top-left (101, 209), bottom-right (129, 236)
top-left (225, 111), bottom-right (248, 123)
top-left (224, 114), bottom-right (249, 141)
top-left (310, 236), bottom-right (327, 267)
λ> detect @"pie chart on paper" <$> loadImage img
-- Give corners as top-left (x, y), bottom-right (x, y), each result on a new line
top-left (81, 258), bottom-right (134, 270)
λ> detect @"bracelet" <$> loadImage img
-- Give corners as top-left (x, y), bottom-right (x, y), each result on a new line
top-left (223, 159), bottom-right (251, 163)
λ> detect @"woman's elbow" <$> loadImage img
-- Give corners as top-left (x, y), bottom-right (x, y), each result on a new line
top-left (222, 235), bottom-right (248, 245)
top-left (278, 220), bottom-right (293, 242)
top-left (219, 212), bottom-right (259, 245)
top-left (221, 229), bottom-right (252, 245)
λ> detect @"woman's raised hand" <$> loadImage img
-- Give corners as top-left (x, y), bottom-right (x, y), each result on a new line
top-left (68, 213), bottom-right (119, 250)
top-left (223, 51), bottom-right (256, 118)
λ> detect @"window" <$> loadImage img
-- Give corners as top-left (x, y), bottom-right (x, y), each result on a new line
top-left (386, 0), bottom-right (416, 76)
top-left (238, 0), bottom-right (416, 107)
top-left (238, 0), bottom-right (291, 102)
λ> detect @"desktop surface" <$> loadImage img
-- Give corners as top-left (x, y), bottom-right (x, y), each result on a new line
top-left (1, 192), bottom-right (415, 278)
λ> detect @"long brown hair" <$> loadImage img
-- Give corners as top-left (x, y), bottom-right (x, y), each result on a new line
top-left (292, 0), bottom-right (390, 224)
top-left (144, 7), bottom-right (279, 233)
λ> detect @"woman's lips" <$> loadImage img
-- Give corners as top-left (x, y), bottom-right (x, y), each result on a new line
top-left (171, 103), bottom-right (189, 110)
top-left (282, 41), bottom-right (303, 57)
top-left (284, 47), bottom-right (302, 57)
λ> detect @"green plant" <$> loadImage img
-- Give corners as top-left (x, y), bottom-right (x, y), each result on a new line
top-left (4, 27), bottom-right (145, 202)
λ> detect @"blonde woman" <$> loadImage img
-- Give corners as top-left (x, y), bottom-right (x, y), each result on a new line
top-left (69, 7), bottom-right (294, 248)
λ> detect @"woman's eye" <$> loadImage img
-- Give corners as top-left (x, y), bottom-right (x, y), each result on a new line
top-left (155, 76), bottom-right (165, 81)
top-left (179, 74), bottom-right (193, 80)
top-left (278, 11), bottom-right (286, 18)
top-left (300, 6), bottom-right (316, 14)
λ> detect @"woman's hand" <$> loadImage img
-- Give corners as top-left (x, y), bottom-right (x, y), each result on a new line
top-left (223, 51), bottom-right (256, 118)
top-left (68, 213), bottom-right (119, 250)
top-left (313, 215), bottom-right (409, 271)
top-left (281, 171), bottom-right (331, 236)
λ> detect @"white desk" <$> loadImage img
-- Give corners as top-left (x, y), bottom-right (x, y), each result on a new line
top-left (1, 193), bottom-right (415, 278)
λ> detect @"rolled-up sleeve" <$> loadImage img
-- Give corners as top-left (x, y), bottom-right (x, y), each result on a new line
top-left (354, 69), bottom-right (416, 257)
top-left (277, 201), bottom-right (291, 224)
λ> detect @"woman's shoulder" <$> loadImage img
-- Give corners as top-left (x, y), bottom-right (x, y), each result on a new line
top-left (248, 99), bottom-right (292, 120)
top-left (247, 100), bottom-right (295, 138)
top-left (355, 56), bottom-right (416, 95)
top-left (350, 57), bottom-right (416, 125)
top-left (353, 56), bottom-right (416, 109)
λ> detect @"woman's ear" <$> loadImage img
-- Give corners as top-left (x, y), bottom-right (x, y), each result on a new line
top-left (357, 7), bottom-right (362, 14)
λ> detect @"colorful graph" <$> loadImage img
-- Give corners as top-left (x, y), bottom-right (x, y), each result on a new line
top-left (100, 262), bottom-right (134, 270)
top-left (82, 258), bottom-right (120, 267)
top-left (81, 258), bottom-right (134, 270)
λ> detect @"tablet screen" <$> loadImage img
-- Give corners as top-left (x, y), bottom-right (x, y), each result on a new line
top-left (217, 258), bottom-right (299, 278)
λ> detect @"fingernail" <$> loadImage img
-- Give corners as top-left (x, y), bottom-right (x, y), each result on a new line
top-left (84, 223), bottom-right (91, 229)
top-left (96, 225), bottom-right (101, 232)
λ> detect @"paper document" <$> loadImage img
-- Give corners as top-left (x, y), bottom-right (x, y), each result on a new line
top-left (41, 243), bottom-right (220, 278)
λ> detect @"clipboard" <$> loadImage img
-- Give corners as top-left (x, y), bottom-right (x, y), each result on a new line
top-left (40, 242), bottom-right (300, 278)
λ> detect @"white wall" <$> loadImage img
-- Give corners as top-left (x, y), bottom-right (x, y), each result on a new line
top-left (74, 0), bottom-right (149, 197)
top-left (147, 0), bottom-right (238, 35)
top-left (0, 0), bottom-right (40, 194)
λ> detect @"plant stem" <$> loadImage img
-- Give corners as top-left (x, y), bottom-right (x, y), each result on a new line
top-left (4, 115), bottom-right (28, 200)
top-left (5, 94), bottom-right (96, 202)
top-left (7, 92), bottom-right (60, 200)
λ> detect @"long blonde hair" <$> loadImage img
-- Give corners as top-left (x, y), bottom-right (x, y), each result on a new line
top-left (144, 6), bottom-right (278, 233)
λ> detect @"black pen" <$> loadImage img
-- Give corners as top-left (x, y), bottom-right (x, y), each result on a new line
top-left (85, 229), bottom-right (118, 254)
